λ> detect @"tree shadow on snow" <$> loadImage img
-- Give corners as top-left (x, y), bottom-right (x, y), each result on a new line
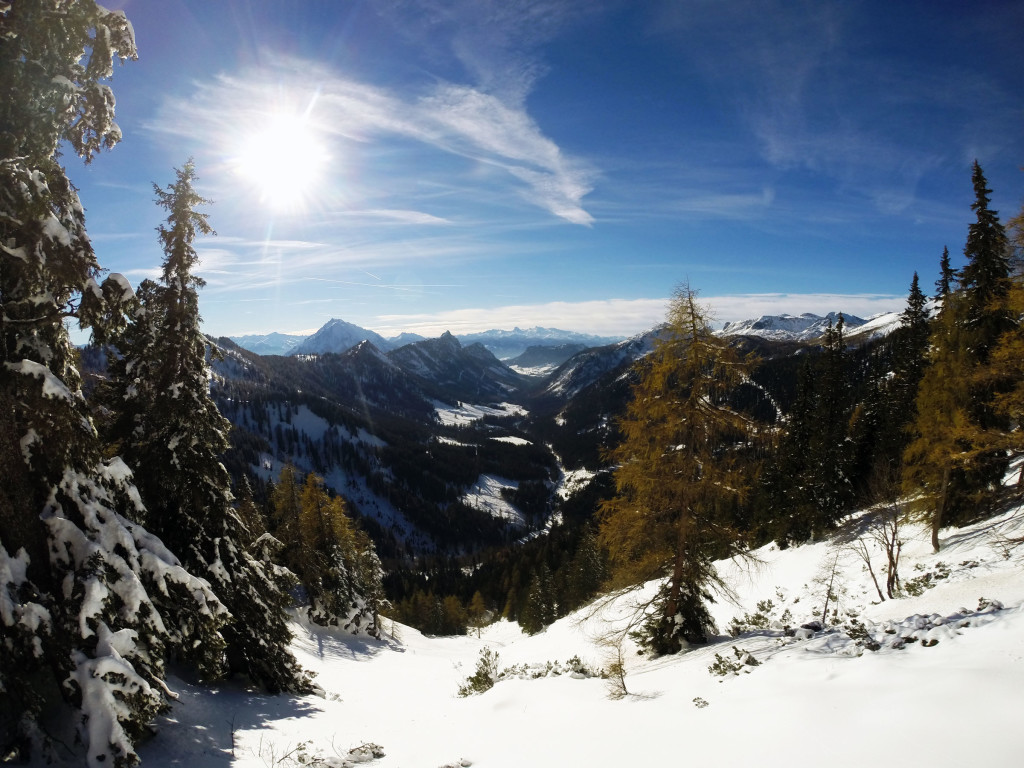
top-left (140, 675), bottom-right (326, 767)
top-left (293, 622), bottom-right (405, 662)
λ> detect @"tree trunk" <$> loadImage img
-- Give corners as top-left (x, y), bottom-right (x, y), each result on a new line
top-left (932, 464), bottom-right (951, 553)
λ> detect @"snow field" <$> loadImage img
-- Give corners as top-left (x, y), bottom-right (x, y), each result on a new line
top-left (131, 506), bottom-right (1024, 768)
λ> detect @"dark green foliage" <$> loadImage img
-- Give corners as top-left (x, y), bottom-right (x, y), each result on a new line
top-left (457, 647), bottom-right (501, 696)
top-left (518, 563), bottom-right (557, 634)
top-left (761, 319), bottom-right (855, 546)
top-left (959, 161), bottom-right (1012, 361)
top-left (935, 246), bottom-right (957, 300)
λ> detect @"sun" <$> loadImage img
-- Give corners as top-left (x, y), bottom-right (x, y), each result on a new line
top-left (231, 113), bottom-right (330, 212)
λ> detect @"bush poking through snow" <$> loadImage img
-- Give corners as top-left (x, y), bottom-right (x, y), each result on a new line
top-left (457, 647), bottom-right (501, 697)
top-left (457, 648), bottom-right (604, 696)
top-left (904, 561), bottom-right (952, 596)
top-left (709, 646), bottom-right (760, 677)
top-left (253, 738), bottom-right (384, 767)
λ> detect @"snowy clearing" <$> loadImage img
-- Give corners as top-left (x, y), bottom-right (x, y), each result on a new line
top-left (102, 506), bottom-right (1024, 768)
top-left (433, 401), bottom-right (528, 426)
top-left (490, 436), bottom-right (531, 446)
top-left (459, 474), bottom-right (522, 525)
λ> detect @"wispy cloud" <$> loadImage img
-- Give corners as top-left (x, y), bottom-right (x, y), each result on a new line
top-left (382, 0), bottom-right (589, 105)
top-left (149, 57), bottom-right (594, 225)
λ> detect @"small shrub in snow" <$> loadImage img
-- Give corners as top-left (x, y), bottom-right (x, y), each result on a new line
top-left (904, 561), bottom-right (951, 596)
top-left (727, 598), bottom-right (794, 636)
top-left (254, 738), bottom-right (384, 767)
top-left (693, 697), bottom-right (709, 708)
top-left (457, 647), bottom-right (501, 697)
top-left (457, 650), bottom-right (603, 696)
top-left (708, 646), bottom-right (759, 677)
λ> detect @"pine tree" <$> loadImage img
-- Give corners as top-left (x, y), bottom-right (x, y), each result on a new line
top-left (599, 284), bottom-right (757, 654)
top-left (762, 316), bottom-right (856, 544)
top-left (103, 163), bottom-right (309, 692)
top-left (519, 563), bottom-right (556, 634)
top-left (959, 161), bottom-right (1011, 362)
top-left (1, 4), bottom-right (228, 764)
top-left (935, 246), bottom-right (957, 300)
top-left (900, 272), bottom-right (930, 366)
top-left (849, 273), bottom-right (932, 494)
top-left (806, 315), bottom-right (854, 528)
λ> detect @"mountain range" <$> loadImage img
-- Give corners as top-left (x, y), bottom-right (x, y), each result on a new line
top-left (229, 321), bottom-right (622, 360)
top-left (230, 311), bottom-right (901, 360)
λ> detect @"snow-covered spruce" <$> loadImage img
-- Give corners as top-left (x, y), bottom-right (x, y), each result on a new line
top-left (0, 3), bottom-right (234, 764)
top-left (98, 163), bottom-right (313, 694)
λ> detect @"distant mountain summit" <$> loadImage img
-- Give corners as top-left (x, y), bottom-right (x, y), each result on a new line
top-left (388, 331), bottom-right (523, 401)
top-left (229, 331), bottom-right (307, 356)
top-left (291, 318), bottom-right (393, 356)
top-left (718, 312), bottom-right (867, 341)
top-left (457, 326), bottom-right (622, 360)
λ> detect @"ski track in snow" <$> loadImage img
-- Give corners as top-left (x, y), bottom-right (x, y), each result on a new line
top-left (107, 505), bottom-right (1024, 768)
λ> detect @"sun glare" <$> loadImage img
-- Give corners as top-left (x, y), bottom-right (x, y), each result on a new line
top-left (231, 113), bottom-right (330, 212)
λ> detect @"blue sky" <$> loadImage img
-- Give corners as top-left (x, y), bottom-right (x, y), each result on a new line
top-left (73, 0), bottom-right (1024, 339)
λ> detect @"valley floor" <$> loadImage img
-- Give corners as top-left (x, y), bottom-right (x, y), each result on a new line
top-left (114, 503), bottom-right (1024, 767)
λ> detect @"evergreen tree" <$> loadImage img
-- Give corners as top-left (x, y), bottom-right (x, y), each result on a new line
top-left (900, 272), bottom-right (930, 366)
top-left (599, 285), bottom-right (757, 654)
top-left (761, 316), bottom-right (855, 544)
top-left (104, 164), bottom-right (309, 692)
top-left (935, 246), bottom-right (957, 300)
top-left (848, 273), bottom-right (932, 494)
top-left (1, 4), bottom-right (228, 764)
top-left (959, 161), bottom-right (1012, 361)
top-left (560, 523), bottom-right (606, 612)
top-left (980, 202), bottom-right (1024, 485)
top-left (759, 360), bottom-right (818, 544)
top-left (519, 563), bottom-right (556, 634)
top-left (806, 315), bottom-right (854, 528)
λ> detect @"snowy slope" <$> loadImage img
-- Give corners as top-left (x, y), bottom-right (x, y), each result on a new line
top-left (111, 499), bottom-right (1024, 768)
top-left (719, 311), bottom-right (867, 341)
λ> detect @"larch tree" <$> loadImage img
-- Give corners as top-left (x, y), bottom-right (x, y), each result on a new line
top-left (103, 163), bottom-right (311, 693)
top-left (1, 3), bottom-right (228, 765)
top-left (904, 162), bottom-right (1013, 551)
top-left (980, 200), bottom-right (1024, 485)
top-left (274, 470), bottom-right (385, 637)
top-left (599, 284), bottom-right (757, 654)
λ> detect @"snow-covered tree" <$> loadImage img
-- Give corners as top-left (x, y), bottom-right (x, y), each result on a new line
top-left (103, 163), bottom-right (311, 693)
top-left (1, 4), bottom-right (228, 763)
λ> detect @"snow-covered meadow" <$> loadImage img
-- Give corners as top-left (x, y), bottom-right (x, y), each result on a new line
top-left (115, 501), bottom-right (1024, 768)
